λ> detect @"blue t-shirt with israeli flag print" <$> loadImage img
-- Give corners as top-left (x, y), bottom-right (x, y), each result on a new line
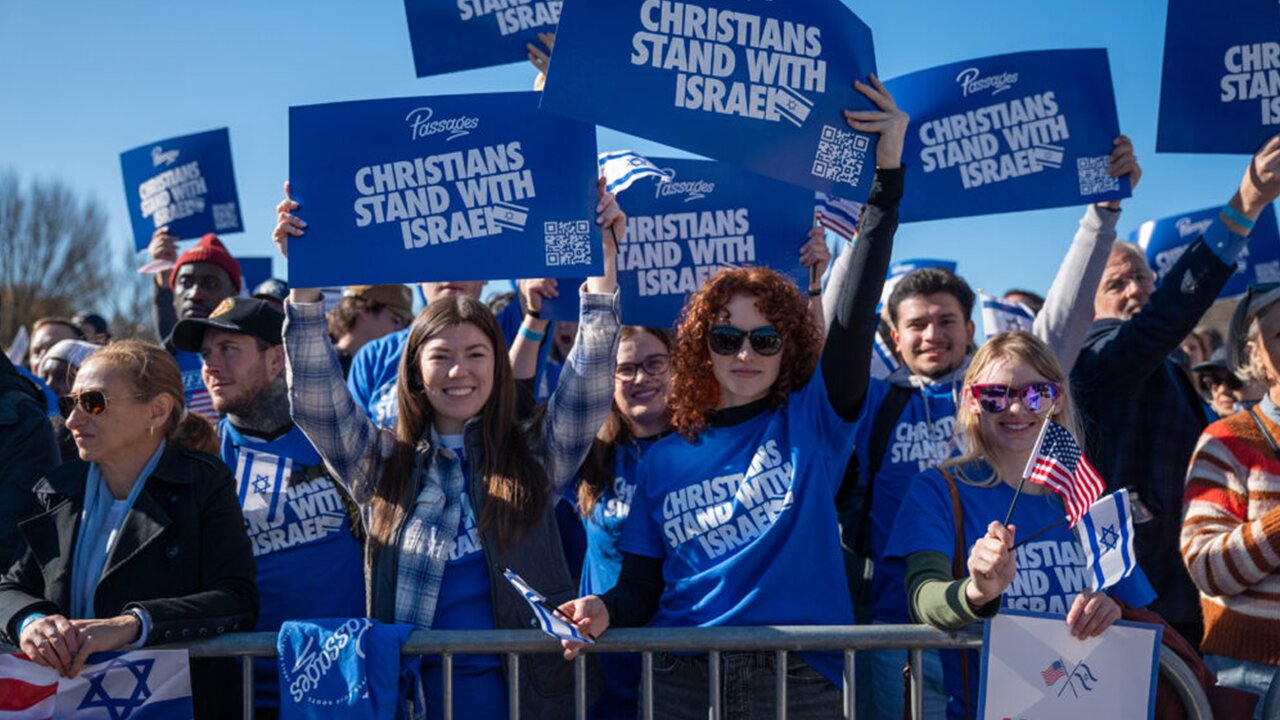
top-left (218, 420), bottom-right (365, 708)
top-left (619, 372), bottom-right (857, 687)
top-left (176, 350), bottom-right (217, 422)
top-left (883, 461), bottom-right (1156, 720)
top-left (421, 435), bottom-right (507, 720)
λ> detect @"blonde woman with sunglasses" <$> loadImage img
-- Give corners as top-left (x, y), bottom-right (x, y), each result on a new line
top-left (883, 331), bottom-right (1154, 720)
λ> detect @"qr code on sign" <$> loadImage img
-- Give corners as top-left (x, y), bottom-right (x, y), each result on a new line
top-left (212, 202), bottom-right (240, 230)
top-left (1077, 156), bottom-right (1119, 196)
top-left (543, 220), bottom-right (592, 267)
top-left (812, 125), bottom-right (868, 187)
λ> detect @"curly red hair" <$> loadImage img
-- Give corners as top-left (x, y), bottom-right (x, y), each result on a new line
top-left (669, 267), bottom-right (822, 439)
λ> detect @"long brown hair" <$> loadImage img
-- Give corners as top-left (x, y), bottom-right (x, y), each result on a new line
top-left (83, 340), bottom-right (218, 453)
top-left (668, 267), bottom-right (821, 439)
top-left (368, 296), bottom-right (550, 553)
top-left (576, 326), bottom-right (672, 518)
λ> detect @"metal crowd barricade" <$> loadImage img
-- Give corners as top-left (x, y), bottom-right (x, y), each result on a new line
top-left (151, 624), bottom-right (1215, 720)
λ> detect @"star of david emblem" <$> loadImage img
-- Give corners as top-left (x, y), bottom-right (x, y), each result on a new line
top-left (252, 473), bottom-right (272, 494)
top-left (77, 657), bottom-right (154, 720)
top-left (1099, 524), bottom-right (1120, 552)
top-left (786, 99), bottom-right (797, 110)
top-left (502, 210), bottom-right (513, 219)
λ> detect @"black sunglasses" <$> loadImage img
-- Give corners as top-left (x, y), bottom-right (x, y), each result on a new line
top-left (58, 390), bottom-right (141, 419)
top-left (708, 325), bottom-right (783, 356)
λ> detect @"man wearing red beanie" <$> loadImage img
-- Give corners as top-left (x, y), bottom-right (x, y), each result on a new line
top-left (146, 227), bottom-right (242, 421)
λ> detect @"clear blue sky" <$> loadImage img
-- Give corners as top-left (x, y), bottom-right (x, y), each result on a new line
top-left (0, 0), bottom-right (1259, 312)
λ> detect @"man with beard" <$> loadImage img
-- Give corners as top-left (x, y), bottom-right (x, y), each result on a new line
top-left (1071, 135), bottom-right (1280, 652)
top-left (147, 228), bottom-right (241, 421)
top-left (171, 296), bottom-right (364, 718)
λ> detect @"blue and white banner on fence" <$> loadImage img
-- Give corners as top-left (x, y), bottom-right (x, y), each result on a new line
top-left (1157, 0), bottom-right (1280, 154)
top-left (1133, 203), bottom-right (1280, 298)
top-left (980, 292), bottom-right (1035, 338)
top-left (886, 49), bottom-right (1128, 222)
top-left (121, 128), bottom-right (243, 252)
top-left (403, 0), bottom-right (560, 78)
top-left (0, 649), bottom-right (193, 718)
top-left (277, 618), bottom-right (417, 720)
top-left (879, 258), bottom-right (958, 313)
top-left (540, 0), bottom-right (880, 201)
top-left (547, 158), bottom-right (815, 328)
top-left (288, 92), bottom-right (601, 288)
top-left (980, 611), bottom-right (1160, 720)
top-left (1077, 490), bottom-right (1137, 593)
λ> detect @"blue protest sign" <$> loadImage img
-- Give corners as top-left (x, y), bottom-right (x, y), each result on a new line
top-left (1157, 0), bottom-right (1280, 154)
top-left (120, 128), bottom-right (243, 251)
top-left (403, 0), bottom-right (560, 77)
top-left (1133, 204), bottom-right (1280, 297)
top-left (287, 92), bottom-right (601, 288)
top-left (540, 0), bottom-right (880, 201)
top-left (546, 158), bottom-right (815, 328)
top-left (886, 49), bottom-right (1128, 222)
top-left (237, 257), bottom-right (274, 296)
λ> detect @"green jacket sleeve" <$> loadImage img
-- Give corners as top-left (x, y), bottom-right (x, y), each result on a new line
top-left (905, 550), bottom-right (1000, 630)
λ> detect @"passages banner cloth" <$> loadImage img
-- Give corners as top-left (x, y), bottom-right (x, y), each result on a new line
top-left (1134, 203), bottom-right (1280, 298)
top-left (403, 0), bottom-right (560, 78)
top-left (541, 0), bottom-right (880, 201)
top-left (0, 650), bottom-right (193, 719)
top-left (1157, 0), bottom-right (1280, 153)
top-left (288, 92), bottom-right (600, 288)
top-left (120, 128), bottom-right (243, 251)
top-left (886, 49), bottom-right (1128, 222)
top-left (979, 610), bottom-right (1160, 720)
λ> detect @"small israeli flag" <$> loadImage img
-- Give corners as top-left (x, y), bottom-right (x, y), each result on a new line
top-left (598, 150), bottom-right (669, 194)
top-left (980, 292), bottom-right (1036, 338)
top-left (235, 448), bottom-right (291, 522)
top-left (1077, 489), bottom-right (1137, 592)
top-left (502, 568), bottom-right (593, 644)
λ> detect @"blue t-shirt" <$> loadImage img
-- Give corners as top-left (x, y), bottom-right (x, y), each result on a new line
top-left (574, 437), bottom-right (653, 597)
top-left (420, 436), bottom-right (506, 720)
top-left (219, 420), bottom-right (366, 707)
top-left (883, 462), bottom-right (1156, 720)
top-left (854, 376), bottom-right (964, 623)
top-left (620, 373), bottom-right (857, 686)
top-left (346, 301), bottom-right (533, 429)
top-left (176, 349), bottom-right (218, 422)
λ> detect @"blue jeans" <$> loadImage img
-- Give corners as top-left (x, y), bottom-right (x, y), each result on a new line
top-left (857, 647), bottom-right (947, 720)
top-left (1203, 653), bottom-right (1277, 720)
top-left (651, 652), bottom-right (843, 720)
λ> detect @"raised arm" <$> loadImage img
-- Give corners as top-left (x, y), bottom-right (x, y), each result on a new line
top-left (1033, 136), bottom-right (1138, 375)
top-left (147, 227), bottom-right (180, 344)
top-left (823, 75), bottom-right (907, 421)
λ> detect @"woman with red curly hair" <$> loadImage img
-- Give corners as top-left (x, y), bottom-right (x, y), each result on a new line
top-left (559, 76), bottom-right (910, 719)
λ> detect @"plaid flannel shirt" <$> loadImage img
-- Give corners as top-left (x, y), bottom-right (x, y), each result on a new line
top-left (283, 289), bottom-right (619, 628)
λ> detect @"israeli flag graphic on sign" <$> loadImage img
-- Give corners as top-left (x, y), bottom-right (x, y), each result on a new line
top-left (235, 448), bottom-right (291, 522)
top-left (1076, 489), bottom-right (1136, 592)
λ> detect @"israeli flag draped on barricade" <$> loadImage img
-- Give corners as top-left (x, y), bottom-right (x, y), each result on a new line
top-left (402, 0), bottom-right (560, 78)
top-left (546, 157), bottom-right (815, 328)
top-left (1133, 203), bottom-right (1280, 298)
top-left (120, 128), bottom-right (243, 251)
top-left (885, 49), bottom-right (1129, 222)
top-left (1157, 0), bottom-right (1280, 153)
top-left (1077, 490), bottom-right (1137, 594)
top-left (540, 0), bottom-right (881, 201)
top-left (0, 649), bottom-right (194, 719)
top-left (980, 292), bottom-right (1035, 338)
top-left (287, 92), bottom-right (601, 288)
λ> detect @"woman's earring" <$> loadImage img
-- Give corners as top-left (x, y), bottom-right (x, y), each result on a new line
top-left (148, 425), bottom-right (154, 437)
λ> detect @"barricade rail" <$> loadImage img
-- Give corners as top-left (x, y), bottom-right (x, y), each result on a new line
top-left (12, 625), bottom-right (1215, 719)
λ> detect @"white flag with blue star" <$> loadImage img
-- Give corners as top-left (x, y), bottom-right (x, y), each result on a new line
top-left (0, 649), bottom-right (193, 718)
top-left (234, 448), bottom-right (291, 522)
top-left (1077, 489), bottom-right (1137, 592)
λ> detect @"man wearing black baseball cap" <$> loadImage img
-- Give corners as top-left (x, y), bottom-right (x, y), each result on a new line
top-left (171, 296), bottom-right (364, 716)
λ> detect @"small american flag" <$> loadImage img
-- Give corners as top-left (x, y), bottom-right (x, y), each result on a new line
top-left (1027, 421), bottom-right (1106, 527)
top-left (814, 191), bottom-right (863, 243)
top-left (1041, 659), bottom-right (1067, 686)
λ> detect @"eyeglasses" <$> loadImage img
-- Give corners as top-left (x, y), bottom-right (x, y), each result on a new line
top-left (58, 390), bottom-right (142, 419)
top-left (708, 325), bottom-right (783, 356)
top-left (1198, 372), bottom-right (1242, 394)
top-left (616, 354), bottom-right (670, 382)
top-left (969, 383), bottom-right (1060, 414)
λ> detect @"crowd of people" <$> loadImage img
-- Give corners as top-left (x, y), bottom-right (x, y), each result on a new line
top-left (2, 73), bottom-right (1280, 720)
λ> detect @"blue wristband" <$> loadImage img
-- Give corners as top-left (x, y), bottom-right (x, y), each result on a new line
top-left (1222, 204), bottom-right (1256, 233)
top-left (519, 326), bottom-right (546, 342)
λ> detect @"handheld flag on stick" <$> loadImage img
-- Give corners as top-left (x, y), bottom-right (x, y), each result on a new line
top-left (1026, 421), bottom-right (1106, 527)
top-left (1077, 489), bottom-right (1137, 592)
top-left (814, 192), bottom-right (863, 243)
top-left (980, 293), bottom-right (1035, 337)
top-left (598, 150), bottom-right (668, 194)
top-left (503, 568), bottom-right (593, 644)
